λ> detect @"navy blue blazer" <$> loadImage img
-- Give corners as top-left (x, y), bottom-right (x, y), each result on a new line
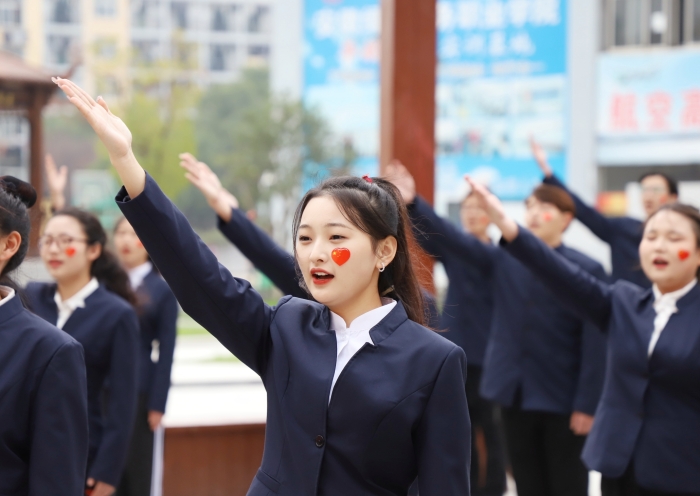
top-left (0, 294), bottom-right (88, 496)
top-left (409, 197), bottom-right (607, 416)
top-left (543, 175), bottom-right (650, 288)
top-left (25, 283), bottom-right (139, 487)
top-left (218, 207), bottom-right (442, 329)
top-left (135, 269), bottom-right (178, 412)
top-left (408, 197), bottom-right (494, 367)
top-left (503, 228), bottom-right (700, 493)
top-left (118, 175), bottom-right (471, 496)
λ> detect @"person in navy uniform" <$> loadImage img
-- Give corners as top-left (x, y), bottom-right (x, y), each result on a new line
top-left (389, 163), bottom-right (607, 496)
top-left (57, 77), bottom-right (471, 495)
top-left (178, 152), bottom-right (441, 332)
top-left (469, 176), bottom-right (700, 496)
top-left (381, 162), bottom-right (505, 496)
top-left (26, 204), bottom-right (139, 496)
top-left (531, 138), bottom-right (678, 288)
top-left (0, 176), bottom-right (88, 496)
top-left (113, 218), bottom-right (178, 496)
top-left (45, 153), bottom-right (178, 496)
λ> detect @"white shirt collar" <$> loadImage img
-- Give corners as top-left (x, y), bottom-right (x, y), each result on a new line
top-left (652, 278), bottom-right (697, 309)
top-left (328, 298), bottom-right (397, 403)
top-left (128, 261), bottom-right (153, 290)
top-left (0, 285), bottom-right (16, 308)
top-left (53, 277), bottom-right (100, 313)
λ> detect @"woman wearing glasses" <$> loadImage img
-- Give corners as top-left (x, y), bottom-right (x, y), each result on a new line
top-left (26, 207), bottom-right (139, 496)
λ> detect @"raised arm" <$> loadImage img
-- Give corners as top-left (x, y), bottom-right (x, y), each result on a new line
top-left (88, 310), bottom-right (139, 488)
top-left (530, 138), bottom-right (617, 243)
top-left (466, 177), bottom-right (614, 330)
top-left (56, 78), bottom-right (277, 374)
top-left (180, 153), bottom-right (307, 299)
top-left (45, 153), bottom-right (68, 212)
top-left (385, 161), bottom-right (497, 268)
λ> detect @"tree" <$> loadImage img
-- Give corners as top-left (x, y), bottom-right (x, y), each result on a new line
top-left (191, 68), bottom-right (356, 237)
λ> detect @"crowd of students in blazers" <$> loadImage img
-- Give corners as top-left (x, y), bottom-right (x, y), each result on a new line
top-left (1, 74), bottom-right (698, 496)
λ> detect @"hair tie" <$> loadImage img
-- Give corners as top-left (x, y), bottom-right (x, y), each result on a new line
top-left (362, 175), bottom-right (373, 183)
top-left (381, 285), bottom-right (395, 296)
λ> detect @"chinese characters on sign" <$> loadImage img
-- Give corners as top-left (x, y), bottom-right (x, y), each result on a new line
top-left (598, 50), bottom-right (700, 165)
top-left (435, 0), bottom-right (568, 204)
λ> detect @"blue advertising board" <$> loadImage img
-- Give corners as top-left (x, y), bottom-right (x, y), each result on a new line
top-left (303, 0), bottom-right (381, 181)
top-left (435, 0), bottom-right (568, 203)
top-left (302, 0), bottom-right (569, 202)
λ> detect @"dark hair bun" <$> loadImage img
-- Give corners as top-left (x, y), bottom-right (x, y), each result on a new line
top-left (0, 176), bottom-right (37, 208)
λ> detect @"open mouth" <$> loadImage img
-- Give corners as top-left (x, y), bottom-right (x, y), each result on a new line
top-left (652, 257), bottom-right (669, 269)
top-left (310, 268), bottom-right (334, 285)
top-left (48, 260), bottom-right (63, 268)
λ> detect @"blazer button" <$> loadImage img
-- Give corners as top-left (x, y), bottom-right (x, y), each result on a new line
top-left (315, 435), bottom-right (325, 448)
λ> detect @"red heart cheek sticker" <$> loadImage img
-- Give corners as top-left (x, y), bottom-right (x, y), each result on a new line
top-left (331, 248), bottom-right (351, 266)
top-left (65, 247), bottom-right (76, 257)
top-left (542, 213), bottom-right (553, 222)
top-left (679, 250), bottom-right (690, 261)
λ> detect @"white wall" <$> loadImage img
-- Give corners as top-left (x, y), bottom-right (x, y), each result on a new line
top-left (270, 0), bottom-right (303, 98)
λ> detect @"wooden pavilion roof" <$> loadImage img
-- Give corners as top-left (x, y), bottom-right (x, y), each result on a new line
top-left (0, 50), bottom-right (54, 87)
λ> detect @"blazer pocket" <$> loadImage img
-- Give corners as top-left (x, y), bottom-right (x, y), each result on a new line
top-left (255, 468), bottom-right (281, 493)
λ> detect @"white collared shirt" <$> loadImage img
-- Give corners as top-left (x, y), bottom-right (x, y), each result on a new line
top-left (54, 277), bottom-right (100, 329)
top-left (649, 278), bottom-right (697, 356)
top-left (0, 285), bottom-right (15, 308)
top-left (128, 261), bottom-right (153, 290)
top-left (328, 298), bottom-right (397, 402)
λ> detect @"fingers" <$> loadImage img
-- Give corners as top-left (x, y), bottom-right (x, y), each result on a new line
top-left (96, 95), bottom-right (111, 114)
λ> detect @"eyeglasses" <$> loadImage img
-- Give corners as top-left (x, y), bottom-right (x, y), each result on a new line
top-left (38, 234), bottom-right (89, 251)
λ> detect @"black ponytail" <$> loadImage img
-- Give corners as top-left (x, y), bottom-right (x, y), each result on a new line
top-left (0, 176), bottom-right (36, 300)
top-left (292, 176), bottom-right (427, 326)
top-left (54, 208), bottom-right (137, 305)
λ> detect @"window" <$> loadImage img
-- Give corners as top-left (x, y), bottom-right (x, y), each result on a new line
top-left (48, 35), bottom-right (73, 64)
top-left (171, 2), bottom-right (188, 29)
top-left (210, 44), bottom-right (235, 71)
top-left (133, 40), bottom-right (159, 64)
top-left (248, 44), bottom-right (268, 58)
top-left (132, 0), bottom-right (162, 28)
top-left (51, 0), bottom-right (77, 23)
top-left (247, 5), bottom-right (269, 33)
top-left (211, 4), bottom-right (237, 31)
top-left (684, 0), bottom-right (700, 42)
top-left (0, 0), bottom-right (21, 25)
top-left (95, 0), bottom-right (116, 17)
top-left (604, 0), bottom-right (680, 48)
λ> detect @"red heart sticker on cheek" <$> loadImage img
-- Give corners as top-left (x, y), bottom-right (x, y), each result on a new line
top-left (331, 248), bottom-right (351, 266)
top-left (543, 213), bottom-right (553, 222)
top-left (679, 250), bottom-right (690, 261)
top-left (65, 247), bottom-right (76, 257)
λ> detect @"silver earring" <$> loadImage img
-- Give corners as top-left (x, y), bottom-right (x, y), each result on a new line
top-left (379, 261), bottom-right (385, 272)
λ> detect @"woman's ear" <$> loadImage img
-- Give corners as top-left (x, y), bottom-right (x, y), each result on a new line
top-left (376, 236), bottom-right (398, 268)
top-left (0, 231), bottom-right (22, 263)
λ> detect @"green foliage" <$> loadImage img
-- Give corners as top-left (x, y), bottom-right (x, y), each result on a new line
top-left (193, 68), bottom-right (357, 213)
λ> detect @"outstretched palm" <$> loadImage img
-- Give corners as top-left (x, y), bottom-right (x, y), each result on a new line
top-left (179, 153), bottom-right (239, 209)
top-left (45, 154), bottom-right (68, 193)
top-left (53, 78), bottom-right (132, 161)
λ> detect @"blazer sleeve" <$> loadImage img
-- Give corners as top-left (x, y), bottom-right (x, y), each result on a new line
top-left (116, 174), bottom-right (275, 375)
top-left (572, 262), bottom-right (608, 415)
top-left (148, 288), bottom-right (179, 413)
top-left (416, 347), bottom-right (471, 496)
top-left (501, 228), bottom-right (614, 331)
top-left (217, 208), bottom-right (307, 299)
top-left (409, 196), bottom-right (497, 270)
top-left (28, 340), bottom-right (88, 496)
top-left (543, 175), bottom-right (619, 244)
top-left (88, 309), bottom-right (139, 487)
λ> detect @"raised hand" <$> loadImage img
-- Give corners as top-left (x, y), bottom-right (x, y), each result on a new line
top-left (384, 160), bottom-right (416, 204)
top-left (464, 176), bottom-right (519, 242)
top-left (529, 137), bottom-right (553, 178)
top-left (53, 78), bottom-right (146, 197)
top-left (45, 153), bottom-right (68, 211)
top-left (180, 153), bottom-right (238, 221)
